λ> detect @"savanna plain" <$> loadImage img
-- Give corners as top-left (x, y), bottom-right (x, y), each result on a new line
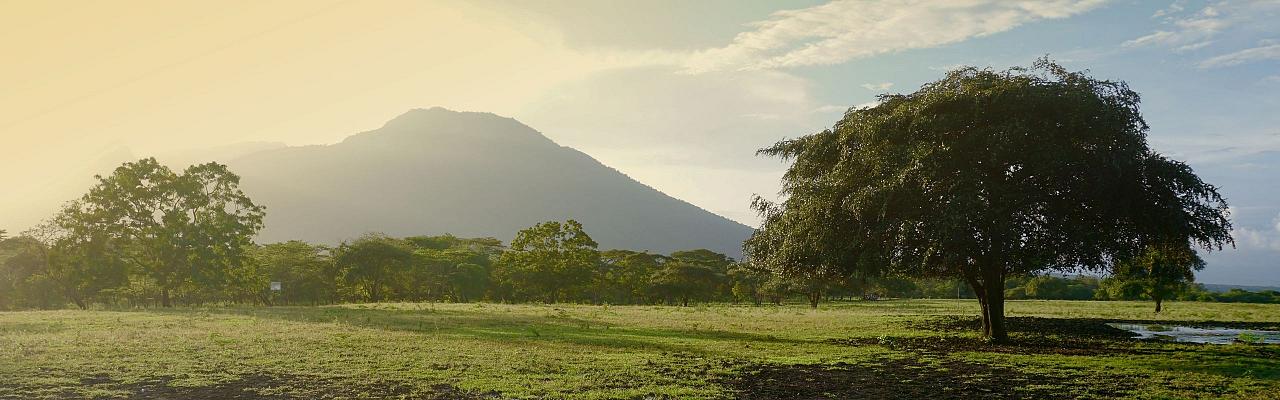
top-left (2, 300), bottom-right (1277, 399)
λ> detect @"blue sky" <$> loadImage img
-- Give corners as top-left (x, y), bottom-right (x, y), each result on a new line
top-left (2, 0), bottom-right (1277, 285)
top-left (512, 0), bottom-right (1280, 285)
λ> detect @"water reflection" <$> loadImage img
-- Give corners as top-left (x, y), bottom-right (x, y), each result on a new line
top-left (1108, 323), bottom-right (1280, 344)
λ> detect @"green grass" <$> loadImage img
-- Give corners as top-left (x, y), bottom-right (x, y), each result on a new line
top-left (1, 300), bottom-right (1277, 399)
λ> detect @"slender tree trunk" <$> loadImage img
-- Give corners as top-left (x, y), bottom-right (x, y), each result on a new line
top-left (71, 295), bottom-right (87, 310)
top-left (965, 275), bottom-right (989, 334)
top-left (161, 287), bottom-right (172, 308)
top-left (1154, 296), bottom-right (1163, 313)
top-left (808, 290), bottom-right (820, 308)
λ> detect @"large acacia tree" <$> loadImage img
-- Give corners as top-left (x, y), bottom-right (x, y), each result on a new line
top-left (750, 59), bottom-right (1232, 341)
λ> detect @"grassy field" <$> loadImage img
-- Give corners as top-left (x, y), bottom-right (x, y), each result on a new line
top-left (2, 300), bottom-right (1278, 399)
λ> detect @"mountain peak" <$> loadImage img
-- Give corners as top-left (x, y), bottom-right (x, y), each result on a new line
top-left (383, 107), bottom-right (461, 126)
top-left (343, 108), bottom-right (553, 148)
top-left (381, 107), bottom-right (511, 129)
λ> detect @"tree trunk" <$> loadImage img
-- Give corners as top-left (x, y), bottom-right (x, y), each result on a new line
top-left (808, 291), bottom-right (820, 308)
top-left (1154, 296), bottom-right (1163, 313)
top-left (161, 287), bottom-right (172, 308)
top-left (984, 283), bottom-right (1008, 342)
top-left (71, 296), bottom-right (87, 310)
top-left (980, 267), bottom-right (1008, 343)
top-left (965, 269), bottom-right (1008, 343)
top-left (965, 275), bottom-right (989, 334)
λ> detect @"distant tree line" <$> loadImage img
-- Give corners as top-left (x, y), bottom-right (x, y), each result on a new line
top-left (6, 214), bottom-right (1276, 310)
top-left (0, 207), bottom-right (820, 308)
top-left (871, 274), bottom-right (1280, 305)
top-left (0, 154), bottom-right (1262, 311)
top-left (0, 157), bottom-right (820, 309)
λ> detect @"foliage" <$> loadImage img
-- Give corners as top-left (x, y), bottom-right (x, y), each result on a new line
top-left (401, 235), bottom-right (501, 302)
top-left (495, 220), bottom-right (600, 303)
top-left (1110, 243), bottom-right (1204, 312)
top-left (1005, 275), bottom-right (1099, 301)
top-left (334, 234), bottom-right (412, 302)
top-left (727, 263), bottom-right (771, 305)
top-left (242, 241), bottom-right (337, 305)
top-left (748, 59), bottom-right (1233, 341)
top-left (648, 261), bottom-right (723, 306)
top-left (597, 250), bottom-right (667, 304)
top-left (61, 158), bottom-right (266, 306)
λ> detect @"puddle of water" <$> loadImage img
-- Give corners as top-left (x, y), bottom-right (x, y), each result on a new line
top-left (1107, 323), bottom-right (1280, 344)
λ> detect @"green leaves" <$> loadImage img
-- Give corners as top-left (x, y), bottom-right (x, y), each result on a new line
top-left (334, 234), bottom-right (413, 302)
top-left (59, 157), bottom-right (266, 306)
top-left (497, 220), bottom-right (600, 302)
top-left (750, 59), bottom-right (1234, 337)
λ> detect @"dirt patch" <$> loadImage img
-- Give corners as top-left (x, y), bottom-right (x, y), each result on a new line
top-left (728, 357), bottom-right (1137, 400)
top-left (1, 372), bottom-right (501, 400)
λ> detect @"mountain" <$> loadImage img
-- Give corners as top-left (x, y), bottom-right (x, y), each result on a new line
top-left (226, 107), bottom-right (754, 257)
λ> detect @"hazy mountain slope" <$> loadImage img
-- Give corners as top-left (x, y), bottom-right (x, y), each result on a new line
top-left (228, 108), bottom-right (754, 257)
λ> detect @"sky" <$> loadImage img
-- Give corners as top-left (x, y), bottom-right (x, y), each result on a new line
top-left (1, 0), bottom-right (1278, 285)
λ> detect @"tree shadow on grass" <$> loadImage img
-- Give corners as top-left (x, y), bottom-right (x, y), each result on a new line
top-left (727, 356), bottom-right (1139, 400)
top-left (141, 305), bottom-right (811, 357)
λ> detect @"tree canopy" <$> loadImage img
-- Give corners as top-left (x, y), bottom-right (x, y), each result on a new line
top-left (747, 59), bottom-right (1233, 341)
top-left (57, 158), bottom-right (265, 306)
top-left (1111, 242), bottom-right (1204, 313)
top-left (496, 220), bottom-right (600, 303)
top-left (335, 234), bottom-right (413, 303)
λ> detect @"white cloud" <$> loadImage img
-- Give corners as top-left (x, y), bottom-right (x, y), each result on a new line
top-left (1233, 212), bottom-right (1280, 251)
top-left (1174, 40), bottom-right (1214, 52)
top-left (1122, 9), bottom-right (1229, 49)
top-left (861, 82), bottom-right (894, 91)
top-left (1125, 1), bottom-right (1280, 65)
top-left (1125, 30), bottom-right (1180, 48)
top-left (1199, 43), bottom-right (1280, 68)
top-left (812, 104), bottom-right (849, 113)
top-left (679, 0), bottom-right (1108, 73)
top-left (1152, 1), bottom-right (1187, 19)
top-left (1153, 131), bottom-right (1280, 165)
